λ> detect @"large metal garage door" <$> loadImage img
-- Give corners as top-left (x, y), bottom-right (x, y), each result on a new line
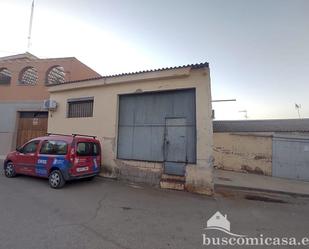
top-left (117, 89), bottom-right (196, 173)
top-left (272, 134), bottom-right (309, 181)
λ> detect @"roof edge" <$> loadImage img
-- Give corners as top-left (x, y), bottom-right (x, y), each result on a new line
top-left (48, 62), bottom-right (209, 86)
top-left (213, 119), bottom-right (309, 133)
top-left (0, 52), bottom-right (39, 61)
top-left (214, 118), bottom-right (309, 122)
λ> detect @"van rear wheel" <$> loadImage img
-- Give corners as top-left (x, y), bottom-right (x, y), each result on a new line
top-left (49, 170), bottom-right (65, 189)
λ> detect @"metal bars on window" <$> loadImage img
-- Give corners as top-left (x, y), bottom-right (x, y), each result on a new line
top-left (0, 68), bottom-right (11, 84)
top-left (19, 67), bottom-right (38, 85)
top-left (46, 66), bottom-right (65, 85)
top-left (67, 97), bottom-right (94, 118)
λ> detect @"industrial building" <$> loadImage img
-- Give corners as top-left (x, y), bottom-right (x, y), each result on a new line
top-left (47, 63), bottom-right (214, 194)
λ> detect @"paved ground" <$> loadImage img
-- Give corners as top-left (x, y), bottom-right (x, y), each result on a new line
top-left (1, 165), bottom-right (309, 249)
top-left (215, 169), bottom-right (309, 196)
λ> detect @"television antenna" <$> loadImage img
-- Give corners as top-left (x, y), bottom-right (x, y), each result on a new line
top-left (239, 110), bottom-right (248, 119)
top-left (295, 103), bottom-right (301, 119)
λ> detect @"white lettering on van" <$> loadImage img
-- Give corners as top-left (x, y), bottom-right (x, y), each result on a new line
top-left (38, 159), bottom-right (47, 164)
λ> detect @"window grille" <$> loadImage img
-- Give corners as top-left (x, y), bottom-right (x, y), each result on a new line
top-left (67, 98), bottom-right (94, 118)
top-left (19, 67), bottom-right (38, 85)
top-left (46, 66), bottom-right (65, 85)
top-left (0, 68), bottom-right (12, 84)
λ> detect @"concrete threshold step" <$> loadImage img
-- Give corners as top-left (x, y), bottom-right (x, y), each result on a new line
top-left (160, 174), bottom-right (185, 191)
top-left (161, 174), bottom-right (185, 181)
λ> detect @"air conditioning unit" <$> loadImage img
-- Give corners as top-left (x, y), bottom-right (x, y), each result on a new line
top-left (43, 99), bottom-right (57, 110)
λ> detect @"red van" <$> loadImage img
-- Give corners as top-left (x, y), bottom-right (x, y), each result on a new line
top-left (3, 133), bottom-right (101, 188)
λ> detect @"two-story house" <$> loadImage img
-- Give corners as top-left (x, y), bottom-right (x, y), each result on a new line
top-left (0, 52), bottom-right (100, 158)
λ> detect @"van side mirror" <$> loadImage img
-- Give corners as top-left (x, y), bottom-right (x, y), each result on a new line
top-left (16, 146), bottom-right (23, 153)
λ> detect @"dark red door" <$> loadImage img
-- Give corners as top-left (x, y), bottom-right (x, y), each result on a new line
top-left (16, 140), bottom-right (40, 175)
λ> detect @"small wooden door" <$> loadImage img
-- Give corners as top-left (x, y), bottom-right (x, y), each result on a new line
top-left (16, 112), bottom-right (48, 147)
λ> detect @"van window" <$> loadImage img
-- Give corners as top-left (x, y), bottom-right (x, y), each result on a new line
top-left (76, 142), bottom-right (100, 156)
top-left (40, 140), bottom-right (68, 155)
top-left (22, 141), bottom-right (40, 154)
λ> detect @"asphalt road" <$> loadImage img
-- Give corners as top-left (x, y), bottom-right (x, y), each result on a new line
top-left (0, 163), bottom-right (309, 249)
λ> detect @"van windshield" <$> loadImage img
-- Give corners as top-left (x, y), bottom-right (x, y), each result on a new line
top-left (76, 142), bottom-right (100, 156)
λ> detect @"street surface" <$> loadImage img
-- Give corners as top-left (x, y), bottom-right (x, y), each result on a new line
top-left (0, 163), bottom-right (309, 249)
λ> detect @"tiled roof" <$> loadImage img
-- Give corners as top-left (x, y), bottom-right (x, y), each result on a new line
top-left (48, 62), bottom-right (209, 86)
top-left (0, 53), bottom-right (80, 65)
top-left (0, 52), bottom-right (38, 61)
top-left (213, 119), bottom-right (309, 132)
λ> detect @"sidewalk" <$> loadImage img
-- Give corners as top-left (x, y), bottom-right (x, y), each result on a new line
top-left (214, 169), bottom-right (309, 197)
top-left (0, 155), bottom-right (4, 167)
top-left (1, 155), bottom-right (308, 197)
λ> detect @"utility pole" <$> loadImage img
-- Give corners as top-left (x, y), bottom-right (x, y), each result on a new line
top-left (27, 0), bottom-right (35, 51)
top-left (212, 99), bottom-right (236, 103)
top-left (211, 99), bottom-right (236, 119)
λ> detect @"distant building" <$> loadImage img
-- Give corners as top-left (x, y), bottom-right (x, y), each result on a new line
top-left (213, 119), bottom-right (309, 181)
top-left (0, 52), bottom-right (100, 157)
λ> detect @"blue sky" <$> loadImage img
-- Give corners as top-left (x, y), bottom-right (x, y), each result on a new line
top-left (0, 0), bottom-right (308, 120)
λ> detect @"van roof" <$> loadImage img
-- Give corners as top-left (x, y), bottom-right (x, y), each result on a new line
top-left (30, 135), bottom-right (98, 143)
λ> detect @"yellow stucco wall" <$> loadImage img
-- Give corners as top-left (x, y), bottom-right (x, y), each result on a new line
top-left (213, 133), bottom-right (272, 175)
top-left (47, 67), bottom-right (213, 194)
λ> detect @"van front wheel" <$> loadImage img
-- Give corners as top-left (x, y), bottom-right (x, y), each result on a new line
top-left (5, 162), bottom-right (16, 178)
top-left (49, 170), bottom-right (65, 189)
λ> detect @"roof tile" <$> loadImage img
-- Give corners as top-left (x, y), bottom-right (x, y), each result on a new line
top-left (48, 62), bottom-right (209, 86)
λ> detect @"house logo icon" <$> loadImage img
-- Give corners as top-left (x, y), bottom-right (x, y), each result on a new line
top-left (205, 211), bottom-right (246, 237)
top-left (207, 211), bottom-right (230, 232)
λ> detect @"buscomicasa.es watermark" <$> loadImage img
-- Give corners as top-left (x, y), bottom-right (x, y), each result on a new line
top-left (202, 211), bottom-right (309, 246)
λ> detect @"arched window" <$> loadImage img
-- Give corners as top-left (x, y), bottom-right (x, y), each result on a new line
top-left (0, 68), bottom-right (12, 84)
top-left (19, 67), bottom-right (38, 85)
top-left (46, 66), bottom-right (65, 85)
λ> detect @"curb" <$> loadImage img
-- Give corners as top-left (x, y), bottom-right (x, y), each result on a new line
top-left (214, 183), bottom-right (309, 198)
